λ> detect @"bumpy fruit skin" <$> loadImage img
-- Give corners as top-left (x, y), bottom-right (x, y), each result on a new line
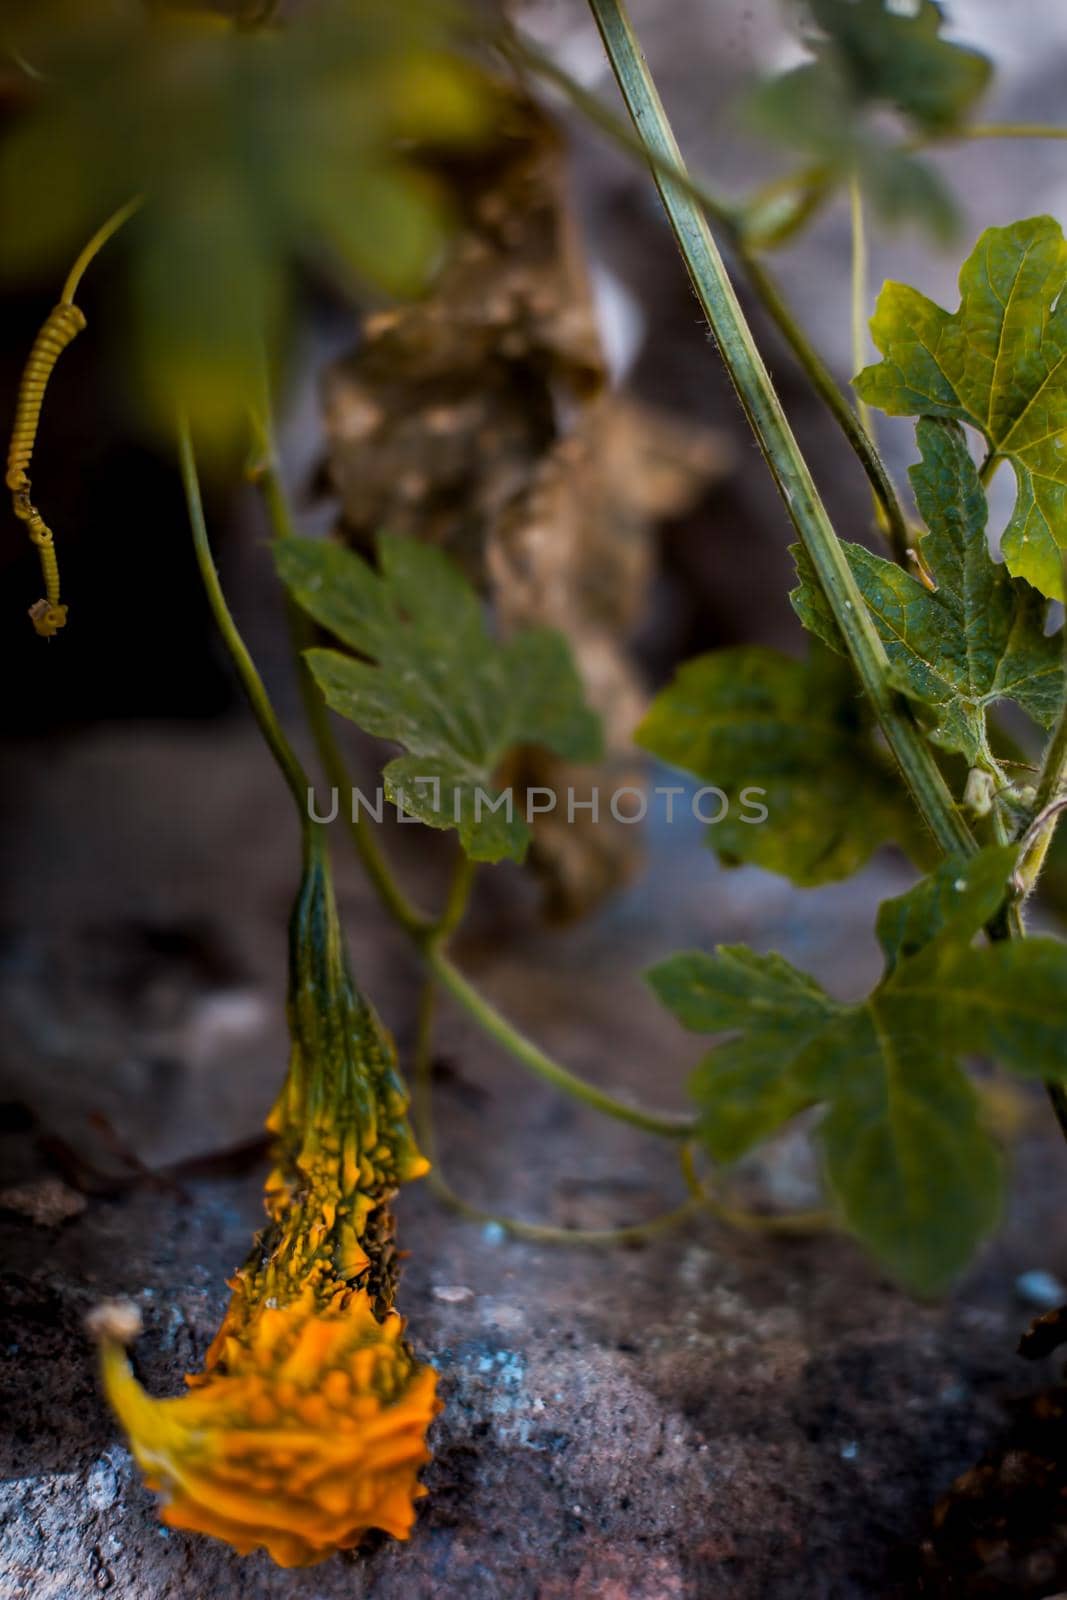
top-left (93, 848), bottom-right (437, 1568)
top-left (99, 1287), bottom-right (438, 1566)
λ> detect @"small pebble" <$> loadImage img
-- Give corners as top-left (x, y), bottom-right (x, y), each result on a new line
top-left (1015, 1269), bottom-right (1067, 1309)
top-left (0, 1176), bottom-right (87, 1226)
top-left (84, 1455), bottom-right (120, 1512)
top-left (432, 1284), bottom-right (474, 1305)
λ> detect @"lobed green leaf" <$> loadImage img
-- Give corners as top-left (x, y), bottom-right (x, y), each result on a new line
top-left (874, 841), bottom-right (1016, 972)
top-left (806, 1003), bottom-right (1000, 1295)
top-left (277, 534), bottom-right (601, 864)
top-left (649, 947), bottom-right (838, 1164)
top-left (791, 419), bottom-right (1063, 764)
top-left (635, 643), bottom-right (926, 886)
top-left (652, 847), bottom-right (1067, 1294)
top-left (855, 217), bottom-right (1067, 599)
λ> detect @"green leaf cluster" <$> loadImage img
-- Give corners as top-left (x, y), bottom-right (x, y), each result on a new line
top-left (651, 847), bottom-right (1067, 1293)
top-left (276, 534), bottom-right (602, 864)
top-left (856, 216), bottom-right (1067, 600)
top-left (0, 0), bottom-right (488, 445)
top-left (792, 417), bottom-right (1063, 769)
top-left (747, 0), bottom-right (990, 241)
top-left (635, 643), bottom-right (926, 886)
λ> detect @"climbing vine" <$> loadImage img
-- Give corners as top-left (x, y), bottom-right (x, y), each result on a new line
top-left (8, 0), bottom-right (1067, 1569)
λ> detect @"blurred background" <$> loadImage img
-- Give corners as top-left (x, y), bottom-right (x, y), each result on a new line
top-left (6, 5), bottom-right (1067, 1597)
top-left (5, 0), bottom-right (1067, 734)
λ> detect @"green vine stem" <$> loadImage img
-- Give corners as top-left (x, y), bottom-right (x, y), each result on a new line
top-left (739, 244), bottom-right (912, 567)
top-left (413, 964), bottom-right (827, 1242)
top-left (249, 430), bottom-right (697, 1142)
top-left (249, 417), bottom-right (436, 939)
top-left (426, 945), bottom-right (693, 1140)
top-left (497, 28), bottom-right (742, 231)
top-left (179, 417), bottom-right (317, 865)
top-left (844, 176), bottom-right (921, 573)
top-left (505, 28), bottom-right (914, 568)
top-left (1033, 703), bottom-right (1067, 832)
top-left (979, 448), bottom-right (1000, 488)
top-left (61, 195), bottom-right (142, 307)
top-left (412, 972), bottom-right (704, 1244)
top-left (934, 122), bottom-right (1067, 144)
top-left (584, 0), bottom-right (1067, 1154)
top-left (517, 25), bottom-right (1067, 585)
top-left (748, 127), bottom-right (1067, 220)
top-left (585, 0), bottom-right (975, 861)
top-left (1015, 558), bottom-right (1067, 902)
top-left (433, 852), bottom-right (476, 943)
top-left (848, 177), bottom-right (876, 476)
top-left (295, 660), bottom-right (437, 939)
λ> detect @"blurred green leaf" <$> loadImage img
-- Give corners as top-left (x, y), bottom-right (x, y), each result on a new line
top-left (634, 643), bottom-right (924, 886)
top-left (855, 216), bottom-right (1067, 600)
top-left (0, 0), bottom-right (488, 448)
top-left (874, 838), bottom-right (1013, 972)
top-left (802, 0), bottom-right (991, 132)
top-left (649, 946), bottom-right (840, 1163)
top-left (792, 419), bottom-right (1063, 766)
top-left (650, 846), bottom-right (1067, 1294)
top-left (276, 534), bottom-right (602, 863)
top-left (746, 0), bottom-right (990, 240)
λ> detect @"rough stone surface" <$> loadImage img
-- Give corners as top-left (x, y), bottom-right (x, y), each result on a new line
top-left (3, 726), bottom-right (1067, 1599)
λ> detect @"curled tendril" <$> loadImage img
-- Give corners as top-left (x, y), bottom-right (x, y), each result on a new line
top-left (7, 199), bottom-right (140, 637)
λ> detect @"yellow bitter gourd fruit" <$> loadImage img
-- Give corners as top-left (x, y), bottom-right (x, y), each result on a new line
top-left (89, 846), bottom-right (437, 1567)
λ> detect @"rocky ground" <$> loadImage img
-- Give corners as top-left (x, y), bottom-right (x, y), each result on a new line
top-left (3, 725), bottom-right (1067, 1598)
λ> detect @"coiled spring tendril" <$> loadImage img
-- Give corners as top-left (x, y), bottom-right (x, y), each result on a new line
top-left (7, 303), bottom-right (87, 636)
top-left (6, 197), bottom-right (141, 637)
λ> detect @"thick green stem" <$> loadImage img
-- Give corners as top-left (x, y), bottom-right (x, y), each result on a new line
top-left (586, 0), bottom-right (974, 860)
top-left (585, 0), bottom-right (1067, 1153)
top-left (497, 30), bottom-right (741, 230)
top-left (740, 245), bottom-right (912, 566)
top-left (507, 27), bottom-right (913, 568)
